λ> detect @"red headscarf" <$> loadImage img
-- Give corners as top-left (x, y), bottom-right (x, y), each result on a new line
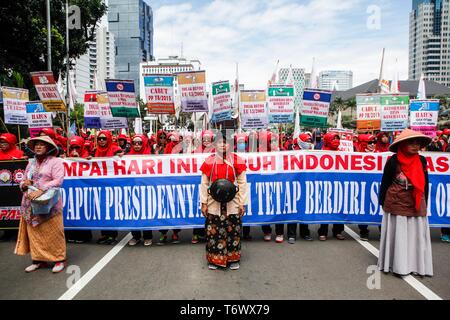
top-left (0, 133), bottom-right (24, 160)
top-left (397, 143), bottom-right (426, 211)
top-left (39, 128), bottom-right (56, 140)
top-left (200, 153), bottom-right (247, 183)
top-left (39, 128), bottom-right (65, 151)
top-left (128, 134), bottom-right (151, 155)
top-left (195, 130), bottom-right (215, 153)
top-left (358, 134), bottom-right (376, 152)
top-left (375, 132), bottom-right (390, 153)
top-left (95, 130), bottom-right (122, 157)
top-left (323, 132), bottom-right (340, 151)
top-left (268, 132), bottom-right (280, 152)
top-left (84, 140), bottom-right (93, 155)
top-left (257, 131), bottom-right (270, 152)
top-left (157, 130), bottom-right (167, 143)
top-left (68, 136), bottom-right (90, 158)
top-left (278, 133), bottom-right (287, 151)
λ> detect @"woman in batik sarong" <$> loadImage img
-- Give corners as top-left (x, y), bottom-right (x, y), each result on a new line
top-left (200, 131), bottom-right (248, 270)
top-left (15, 136), bottom-right (66, 273)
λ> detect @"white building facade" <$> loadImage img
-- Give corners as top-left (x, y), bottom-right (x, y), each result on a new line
top-left (278, 67), bottom-right (306, 117)
top-left (409, 0), bottom-right (450, 86)
top-left (72, 24), bottom-right (116, 102)
top-left (318, 70), bottom-right (353, 91)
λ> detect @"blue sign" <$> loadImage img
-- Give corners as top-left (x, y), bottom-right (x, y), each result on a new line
top-left (60, 153), bottom-right (450, 230)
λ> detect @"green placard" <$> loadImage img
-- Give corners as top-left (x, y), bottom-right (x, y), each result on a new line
top-left (212, 82), bottom-right (230, 96)
top-left (110, 107), bottom-right (140, 118)
top-left (268, 86), bottom-right (295, 97)
top-left (300, 115), bottom-right (328, 128)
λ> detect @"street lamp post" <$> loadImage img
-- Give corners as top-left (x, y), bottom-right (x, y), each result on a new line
top-left (46, 0), bottom-right (52, 71)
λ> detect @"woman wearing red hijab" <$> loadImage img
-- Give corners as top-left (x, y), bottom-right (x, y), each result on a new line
top-left (259, 131), bottom-right (285, 243)
top-left (0, 133), bottom-right (24, 241)
top-left (164, 132), bottom-right (183, 155)
top-left (0, 133), bottom-right (24, 160)
top-left (67, 136), bottom-right (90, 158)
top-left (375, 132), bottom-right (390, 153)
top-left (322, 132), bottom-right (341, 151)
top-left (318, 132), bottom-right (346, 241)
top-left (157, 132), bottom-right (182, 244)
top-left (127, 134), bottom-right (151, 155)
top-left (126, 135), bottom-right (154, 247)
top-left (94, 130), bottom-right (123, 158)
top-left (192, 130), bottom-right (216, 244)
top-left (358, 134), bottom-right (376, 153)
top-left (95, 130), bottom-right (123, 245)
top-left (153, 130), bottom-right (167, 155)
top-left (287, 132), bottom-right (314, 243)
top-left (65, 136), bottom-right (93, 244)
top-left (356, 134), bottom-right (377, 241)
top-left (117, 134), bottom-right (130, 154)
top-left (194, 130), bottom-right (215, 154)
top-left (378, 129), bottom-right (433, 277)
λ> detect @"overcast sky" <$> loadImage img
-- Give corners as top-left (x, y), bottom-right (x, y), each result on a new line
top-left (152, 0), bottom-right (411, 89)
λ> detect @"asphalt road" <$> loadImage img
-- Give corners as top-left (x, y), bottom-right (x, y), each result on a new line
top-left (0, 225), bottom-right (449, 300)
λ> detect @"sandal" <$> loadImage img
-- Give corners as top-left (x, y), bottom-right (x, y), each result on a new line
top-left (25, 262), bottom-right (48, 273)
top-left (334, 234), bottom-right (345, 240)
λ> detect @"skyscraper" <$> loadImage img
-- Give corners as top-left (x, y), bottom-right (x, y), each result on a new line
top-left (71, 23), bottom-right (115, 102)
top-left (108, 0), bottom-right (154, 94)
top-left (318, 70), bottom-right (353, 91)
top-left (409, 0), bottom-right (450, 86)
top-left (278, 67), bottom-right (306, 117)
top-left (278, 68), bottom-right (306, 119)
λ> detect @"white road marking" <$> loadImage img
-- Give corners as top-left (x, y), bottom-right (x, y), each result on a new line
top-left (344, 226), bottom-right (443, 301)
top-left (58, 233), bottom-right (133, 300)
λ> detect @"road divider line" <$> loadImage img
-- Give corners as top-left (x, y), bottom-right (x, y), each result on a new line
top-left (58, 233), bottom-right (133, 300)
top-left (344, 226), bottom-right (442, 301)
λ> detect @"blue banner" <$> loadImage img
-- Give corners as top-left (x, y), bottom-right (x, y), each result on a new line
top-left (60, 152), bottom-right (450, 230)
top-left (144, 76), bottom-right (174, 87)
top-left (105, 80), bottom-right (139, 118)
top-left (105, 80), bottom-right (135, 93)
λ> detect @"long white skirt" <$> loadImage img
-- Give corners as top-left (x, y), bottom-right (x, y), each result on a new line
top-left (377, 213), bottom-right (433, 277)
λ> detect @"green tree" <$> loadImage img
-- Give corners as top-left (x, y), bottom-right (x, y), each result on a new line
top-left (70, 102), bottom-right (84, 130)
top-left (329, 97), bottom-right (344, 118)
top-left (0, 0), bottom-right (107, 97)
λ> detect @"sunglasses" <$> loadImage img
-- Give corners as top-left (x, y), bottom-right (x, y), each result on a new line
top-left (133, 141), bottom-right (143, 146)
top-left (409, 139), bottom-right (422, 146)
top-left (368, 141), bottom-right (376, 145)
top-left (98, 137), bottom-right (107, 141)
top-left (159, 136), bottom-right (166, 139)
top-left (70, 146), bottom-right (81, 150)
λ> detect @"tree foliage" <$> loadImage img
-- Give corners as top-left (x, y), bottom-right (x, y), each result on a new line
top-left (0, 0), bottom-right (107, 94)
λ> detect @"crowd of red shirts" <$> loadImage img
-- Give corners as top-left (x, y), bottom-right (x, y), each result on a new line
top-left (1, 128), bottom-right (450, 162)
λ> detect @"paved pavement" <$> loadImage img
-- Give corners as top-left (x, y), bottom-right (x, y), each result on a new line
top-left (0, 225), bottom-right (448, 300)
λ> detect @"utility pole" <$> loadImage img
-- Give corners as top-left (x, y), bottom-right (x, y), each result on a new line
top-left (65, 0), bottom-right (71, 142)
top-left (46, 0), bottom-right (52, 71)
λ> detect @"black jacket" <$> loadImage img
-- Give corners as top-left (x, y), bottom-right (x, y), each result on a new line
top-left (379, 154), bottom-right (429, 207)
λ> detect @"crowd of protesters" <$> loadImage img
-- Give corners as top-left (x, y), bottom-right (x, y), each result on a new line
top-left (1, 126), bottom-right (450, 273)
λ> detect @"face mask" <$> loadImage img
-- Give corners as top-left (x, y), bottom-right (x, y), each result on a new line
top-left (331, 139), bottom-right (341, 150)
top-left (237, 143), bottom-right (246, 152)
top-left (299, 141), bottom-right (313, 150)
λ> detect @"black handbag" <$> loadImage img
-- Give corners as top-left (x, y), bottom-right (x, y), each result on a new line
top-left (207, 157), bottom-right (239, 204)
